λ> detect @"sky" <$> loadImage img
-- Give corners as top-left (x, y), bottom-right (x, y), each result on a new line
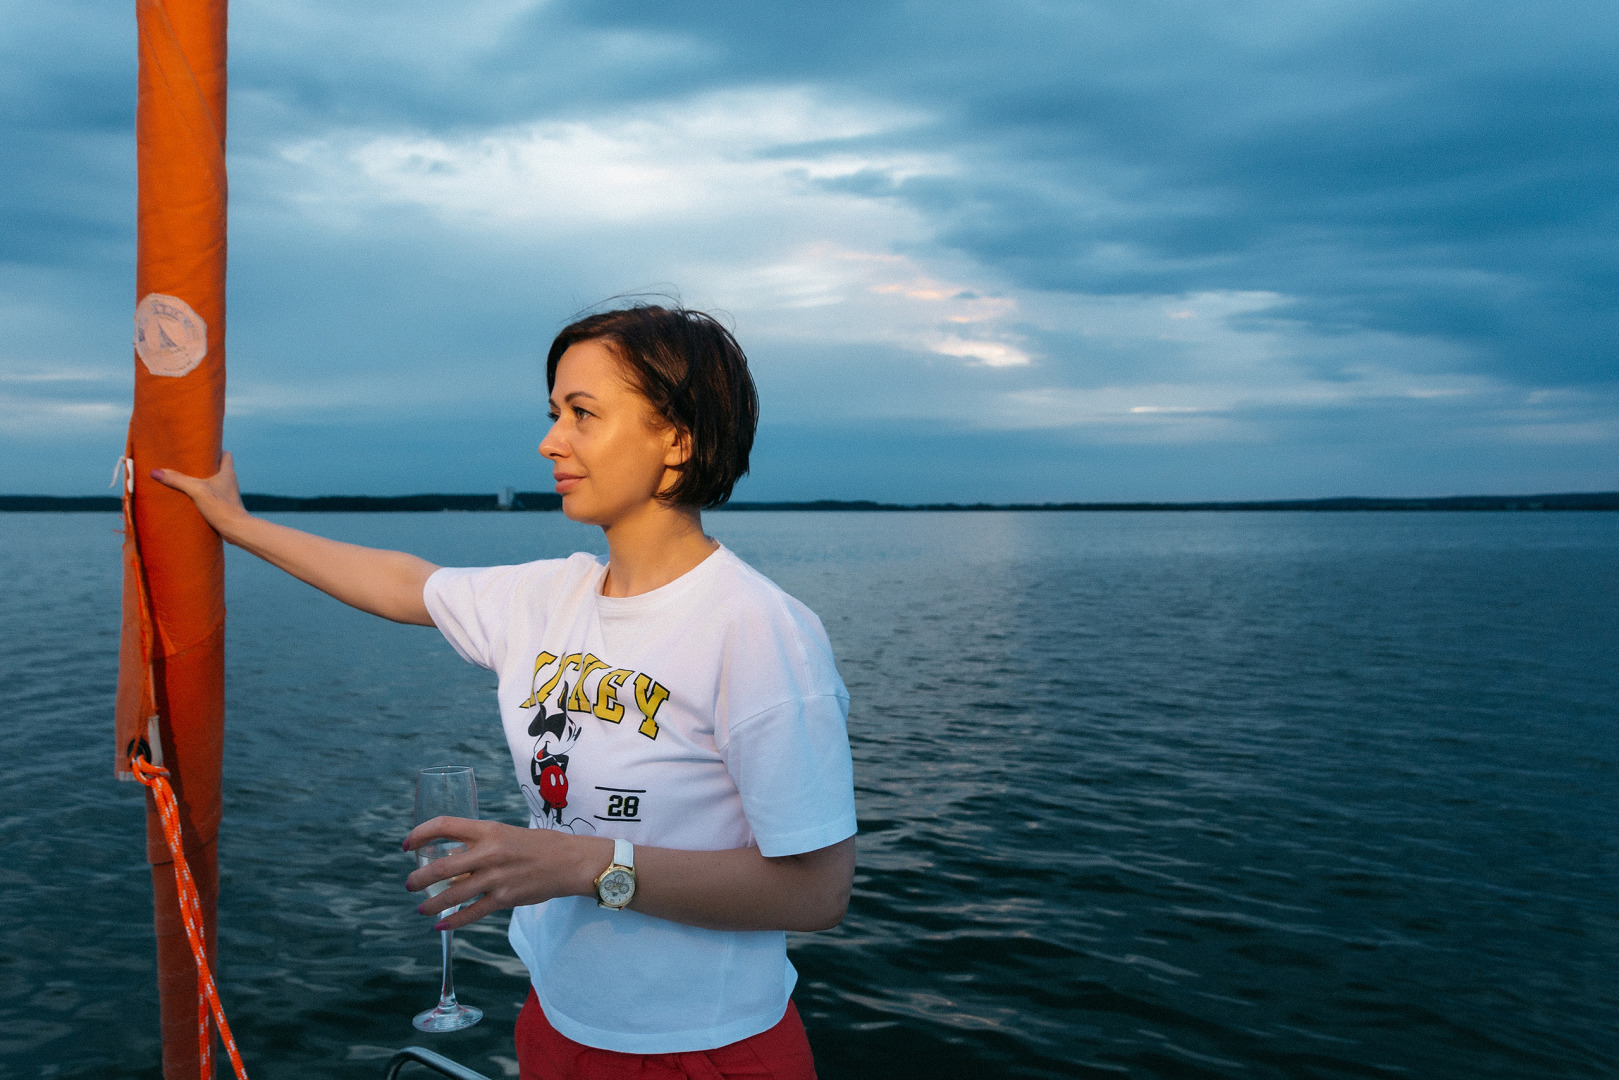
top-left (2, 0), bottom-right (1616, 501)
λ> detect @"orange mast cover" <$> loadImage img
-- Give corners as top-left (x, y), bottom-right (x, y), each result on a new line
top-left (116, 0), bottom-right (228, 1076)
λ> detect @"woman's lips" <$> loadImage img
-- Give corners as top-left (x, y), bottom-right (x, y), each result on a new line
top-left (553, 474), bottom-right (583, 494)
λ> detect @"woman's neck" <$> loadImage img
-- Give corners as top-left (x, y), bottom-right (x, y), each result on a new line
top-left (600, 502), bottom-right (717, 597)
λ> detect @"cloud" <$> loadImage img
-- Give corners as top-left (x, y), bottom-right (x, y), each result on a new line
top-left (247, 86), bottom-right (1050, 386)
top-left (277, 87), bottom-right (936, 229)
top-left (0, 361), bottom-right (128, 439)
top-left (932, 339), bottom-right (1031, 368)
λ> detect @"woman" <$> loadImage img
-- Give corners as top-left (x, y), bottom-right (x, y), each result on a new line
top-left (154, 305), bottom-right (858, 1080)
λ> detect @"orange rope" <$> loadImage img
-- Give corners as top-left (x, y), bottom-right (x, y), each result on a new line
top-left (132, 755), bottom-right (249, 1080)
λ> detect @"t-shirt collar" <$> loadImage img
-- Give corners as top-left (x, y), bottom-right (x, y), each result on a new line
top-left (592, 543), bottom-right (729, 616)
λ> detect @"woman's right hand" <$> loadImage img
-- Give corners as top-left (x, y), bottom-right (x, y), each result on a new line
top-left (151, 450), bottom-right (250, 538)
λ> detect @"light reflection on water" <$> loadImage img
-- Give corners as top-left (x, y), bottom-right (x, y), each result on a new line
top-left (2, 511), bottom-right (1615, 1079)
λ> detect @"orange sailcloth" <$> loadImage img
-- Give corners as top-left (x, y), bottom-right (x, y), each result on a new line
top-left (115, 0), bottom-right (230, 1077)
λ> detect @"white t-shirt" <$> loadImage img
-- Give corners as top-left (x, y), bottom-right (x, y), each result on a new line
top-left (423, 545), bottom-right (857, 1053)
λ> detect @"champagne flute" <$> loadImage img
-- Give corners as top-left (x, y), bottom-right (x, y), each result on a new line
top-left (411, 765), bottom-right (483, 1032)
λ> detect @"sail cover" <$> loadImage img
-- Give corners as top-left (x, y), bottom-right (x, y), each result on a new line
top-left (115, 0), bottom-right (229, 1076)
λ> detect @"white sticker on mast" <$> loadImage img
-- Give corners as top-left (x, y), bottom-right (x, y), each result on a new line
top-left (134, 293), bottom-right (207, 377)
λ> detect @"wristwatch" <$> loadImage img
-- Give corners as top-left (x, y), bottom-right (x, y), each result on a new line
top-left (593, 838), bottom-right (636, 910)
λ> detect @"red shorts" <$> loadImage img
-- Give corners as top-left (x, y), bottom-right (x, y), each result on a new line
top-left (515, 989), bottom-right (818, 1080)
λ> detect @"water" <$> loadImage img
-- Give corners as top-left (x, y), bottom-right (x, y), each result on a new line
top-left (1, 511), bottom-right (1615, 1079)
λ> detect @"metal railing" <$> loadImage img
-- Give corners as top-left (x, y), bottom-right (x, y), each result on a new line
top-left (382, 1046), bottom-right (495, 1080)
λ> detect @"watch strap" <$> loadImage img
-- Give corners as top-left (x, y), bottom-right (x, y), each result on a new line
top-left (613, 837), bottom-right (634, 870)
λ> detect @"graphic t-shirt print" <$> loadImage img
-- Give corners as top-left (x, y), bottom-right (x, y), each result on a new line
top-left (517, 650), bottom-right (671, 833)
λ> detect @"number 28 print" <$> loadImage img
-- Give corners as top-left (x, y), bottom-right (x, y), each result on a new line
top-left (596, 787), bottom-right (644, 822)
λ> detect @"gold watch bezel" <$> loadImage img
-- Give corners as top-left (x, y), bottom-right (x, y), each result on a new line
top-left (594, 862), bottom-right (635, 909)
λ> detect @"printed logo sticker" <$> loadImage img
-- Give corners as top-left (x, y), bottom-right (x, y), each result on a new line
top-left (134, 293), bottom-right (207, 377)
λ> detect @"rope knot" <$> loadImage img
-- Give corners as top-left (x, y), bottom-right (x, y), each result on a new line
top-left (129, 754), bottom-right (171, 784)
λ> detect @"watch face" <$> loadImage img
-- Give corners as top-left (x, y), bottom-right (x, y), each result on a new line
top-left (599, 869), bottom-right (634, 906)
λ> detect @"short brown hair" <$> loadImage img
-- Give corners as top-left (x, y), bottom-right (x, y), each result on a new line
top-left (547, 305), bottom-right (759, 509)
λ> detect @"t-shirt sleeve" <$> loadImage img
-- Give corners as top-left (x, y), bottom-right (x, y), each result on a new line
top-left (423, 562), bottom-right (557, 672)
top-left (722, 693), bottom-right (857, 858)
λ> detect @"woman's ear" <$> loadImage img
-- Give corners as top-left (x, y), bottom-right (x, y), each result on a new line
top-left (663, 425), bottom-right (692, 469)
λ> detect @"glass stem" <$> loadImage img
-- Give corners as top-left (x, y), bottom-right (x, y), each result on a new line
top-left (438, 928), bottom-right (457, 1008)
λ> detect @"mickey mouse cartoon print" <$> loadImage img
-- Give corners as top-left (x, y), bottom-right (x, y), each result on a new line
top-left (523, 682), bottom-right (596, 833)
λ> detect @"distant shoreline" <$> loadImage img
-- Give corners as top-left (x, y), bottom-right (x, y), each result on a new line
top-left (4, 492), bottom-right (1617, 512)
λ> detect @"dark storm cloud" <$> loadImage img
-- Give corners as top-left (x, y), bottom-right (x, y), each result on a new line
top-left (0, 4), bottom-right (133, 269)
top-left (15, 0), bottom-right (1618, 370)
top-left (531, 0), bottom-right (1619, 383)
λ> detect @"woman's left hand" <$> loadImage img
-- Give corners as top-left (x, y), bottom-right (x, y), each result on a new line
top-left (404, 816), bottom-right (609, 931)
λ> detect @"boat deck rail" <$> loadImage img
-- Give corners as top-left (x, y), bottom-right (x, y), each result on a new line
top-left (383, 1046), bottom-right (494, 1080)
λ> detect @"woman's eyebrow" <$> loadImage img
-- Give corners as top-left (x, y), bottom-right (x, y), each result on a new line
top-left (548, 390), bottom-right (601, 410)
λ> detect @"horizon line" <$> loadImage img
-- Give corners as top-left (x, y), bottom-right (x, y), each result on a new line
top-left (2, 491), bottom-right (1617, 512)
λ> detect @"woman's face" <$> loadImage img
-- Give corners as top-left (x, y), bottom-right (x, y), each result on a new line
top-left (539, 338), bottom-right (687, 527)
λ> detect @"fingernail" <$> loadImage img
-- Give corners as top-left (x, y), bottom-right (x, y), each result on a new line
top-left (417, 904), bottom-right (427, 915)
top-left (401, 838), bottom-right (409, 851)
top-left (433, 921), bottom-right (450, 932)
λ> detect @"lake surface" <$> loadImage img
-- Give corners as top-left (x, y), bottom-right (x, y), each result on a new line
top-left (2, 510), bottom-right (1615, 1079)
